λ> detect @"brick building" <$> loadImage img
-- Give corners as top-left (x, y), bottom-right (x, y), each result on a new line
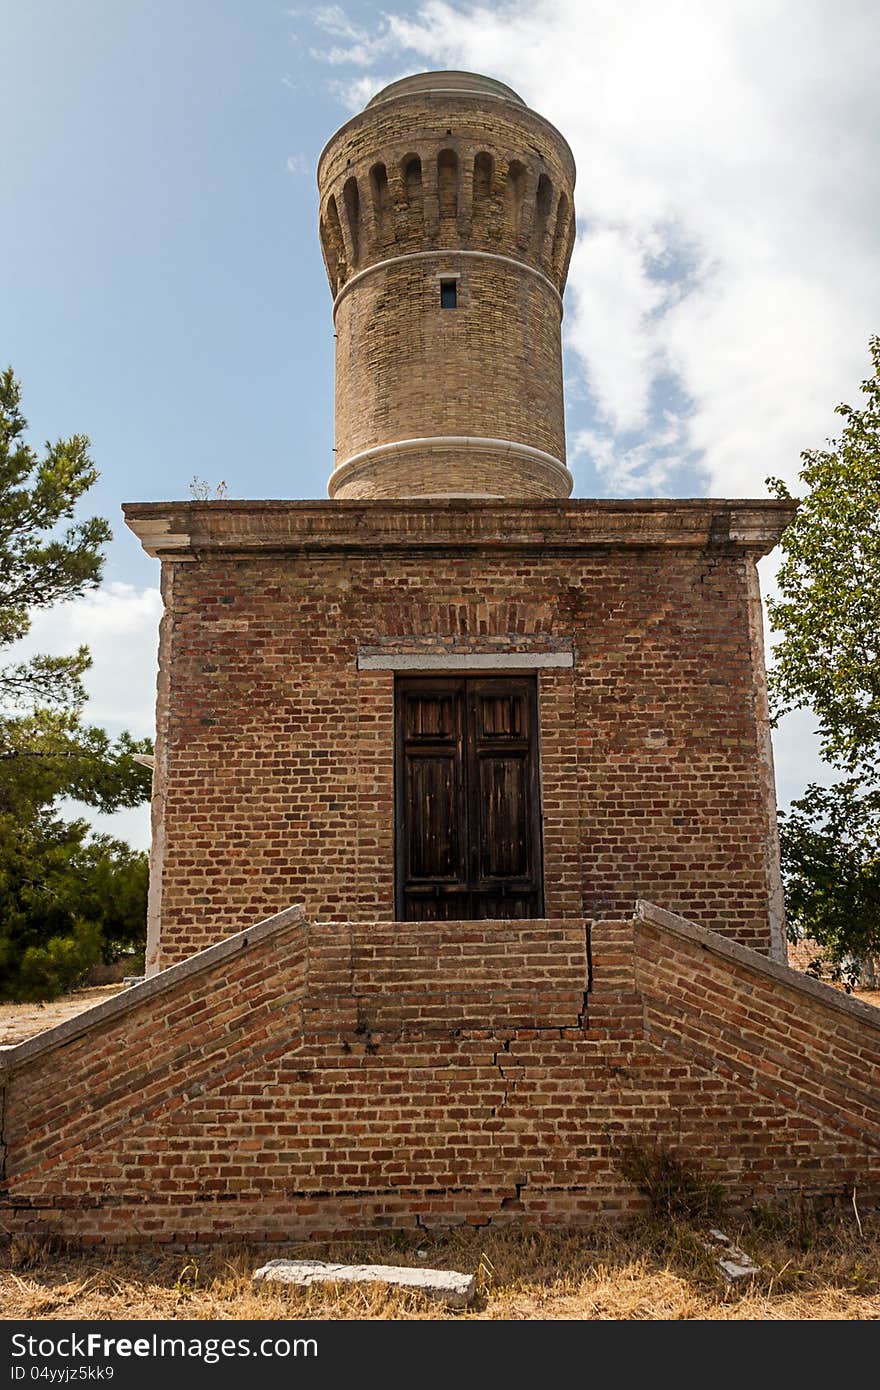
top-left (2, 72), bottom-right (877, 1243)
top-left (125, 71), bottom-right (793, 971)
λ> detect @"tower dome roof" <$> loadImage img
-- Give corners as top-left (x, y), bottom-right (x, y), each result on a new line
top-left (366, 70), bottom-right (525, 108)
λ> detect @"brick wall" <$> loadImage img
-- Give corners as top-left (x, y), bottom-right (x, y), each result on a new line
top-left (787, 936), bottom-right (830, 975)
top-left (2, 902), bottom-right (876, 1245)
top-left (124, 500), bottom-right (792, 968)
top-left (330, 254), bottom-right (566, 498)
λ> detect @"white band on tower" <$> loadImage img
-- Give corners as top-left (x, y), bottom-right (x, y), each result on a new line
top-left (329, 435), bottom-right (573, 498)
top-left (332, 249), bottom-right (565, 320)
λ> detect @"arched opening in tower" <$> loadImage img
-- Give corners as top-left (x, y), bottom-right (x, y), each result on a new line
top-left (343, 176), bottom-right (361, 269)
top-left (369, 162), bottom-right (391, 247)
top-left (533, 173), bottom-right (554, 261)
top-left (472, 151), bottom-right (493, 239)
top-left (401, 155), bottom-right (424, 240)
top-left (552, 193), bottom-right (572, 280)
top-left (505, 159), bottom-right (527, 242)
top-left (437, 149), bottom-right (459, 233)
top-left (321, 195), bottom-right (346, 292)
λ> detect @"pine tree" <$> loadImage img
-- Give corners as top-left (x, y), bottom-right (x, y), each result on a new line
top-left (0, 369), bottom-right (151, 1000)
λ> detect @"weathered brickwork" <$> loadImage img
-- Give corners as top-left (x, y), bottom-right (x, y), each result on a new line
top-left (16, 71), bottom-right (855, 1250)
top-left (318, 75), bottom-right (576, 291)
top-left (125, 498), bottom-right (795, 970)
top-left (331, 256), bottom-right (566, 498)
top-left (2, 902), bottom-right (876, 1245)
top-left (318, 72), bottom-right (575, 499)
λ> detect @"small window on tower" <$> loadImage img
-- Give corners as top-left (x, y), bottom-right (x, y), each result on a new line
top-left (440, 278), bottom-right (457, 309)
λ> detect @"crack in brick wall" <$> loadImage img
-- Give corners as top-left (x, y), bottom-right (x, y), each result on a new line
top-left (1, 905), bottom-right (877, 1245)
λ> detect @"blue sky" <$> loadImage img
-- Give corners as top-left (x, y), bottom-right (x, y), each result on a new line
top-left (4, 1), bottom-right (879, 847)
top-left (5, 1), bottom-right (347, 594)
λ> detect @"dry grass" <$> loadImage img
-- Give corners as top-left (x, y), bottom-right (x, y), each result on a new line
top-left (2, 984), bottom-right (877, 1320)
top-left (0, 985), bottom-right (126, 1048)
top-left (2, 1210), bottom-right (878, 1321)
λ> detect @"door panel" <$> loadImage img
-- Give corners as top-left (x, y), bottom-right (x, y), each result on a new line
top-left (476, 753), bottom-right (530, 879)
top-left (475, 893), bottom-right (533, 919)
top-left (402, 890), bottom-right (473, 921)
top-left (405, 691), bottom-right (457, 739)
top-left (405, 754), bottom-right (460, 879)
top-left (478, 692), bottom-right (524, 738)
top-left (395, 676), bottom-right (543, 920)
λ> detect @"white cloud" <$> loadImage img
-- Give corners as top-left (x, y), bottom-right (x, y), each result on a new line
top-left (7, 584), bottom-right (162, 851)
top-left (570, 410), bottom-right (690, 495)
top-left (12, 582), bottom-right (162, 738)
top-left (310, 5), bottom-right (372, 43)
top-left (305, 0), bottom-right (880, 498)
top-left (305, 5), bottom-right (404, 72)
top-left (300, 1), bottom-right (877, 803)
top-left (286, 153), bottom-right (310, 175)
top-left (772, 708), bottom-right (837, 811)
top-left (565, 227), bottom-right (667, 437)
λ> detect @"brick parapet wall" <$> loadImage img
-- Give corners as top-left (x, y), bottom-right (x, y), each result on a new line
top-left (2, 903), bottom-right (877, 1245)
top-left (635, 903), bottom-right (880, 1146)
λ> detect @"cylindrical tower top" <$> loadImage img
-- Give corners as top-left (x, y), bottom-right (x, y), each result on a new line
top-left (364, 71), bottom-right (527, 107)
top-left (318, 71), bottom-right (577, 499)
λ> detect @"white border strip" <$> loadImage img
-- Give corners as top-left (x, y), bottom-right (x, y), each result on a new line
top-left (358, 652), bottom-right (574, 671)
top-left (333, 434), bottom-right (570, 480)
top-left (333, 248), bottom-right (564, 319)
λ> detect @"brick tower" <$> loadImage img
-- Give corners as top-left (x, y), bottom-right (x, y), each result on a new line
top-left (319, 71), bottom-right (576, 500)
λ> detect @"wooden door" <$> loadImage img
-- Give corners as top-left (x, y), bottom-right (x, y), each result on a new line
top-left (395, 676), bottom-right (544, 920)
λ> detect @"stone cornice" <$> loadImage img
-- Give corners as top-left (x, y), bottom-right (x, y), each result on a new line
top-left (317, 86), bottom-right (576, 187)
top-left (123, 498), bottom-right (798, 560)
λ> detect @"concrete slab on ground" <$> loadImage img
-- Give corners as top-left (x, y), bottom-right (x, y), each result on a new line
top-left (253, 1258), bottom-right (477, 1307)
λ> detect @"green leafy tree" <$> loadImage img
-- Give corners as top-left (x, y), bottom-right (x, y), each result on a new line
top-left (777, 782), bottom-right (879, 985)
top-left (768, 337), bottom-right (880, 975)
top-left (767, 337), bottom-right (880, 779)
top-left (0, 366), bottom-right (110, 712)
top-left (0, 369), bottom-right (151, 1001)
